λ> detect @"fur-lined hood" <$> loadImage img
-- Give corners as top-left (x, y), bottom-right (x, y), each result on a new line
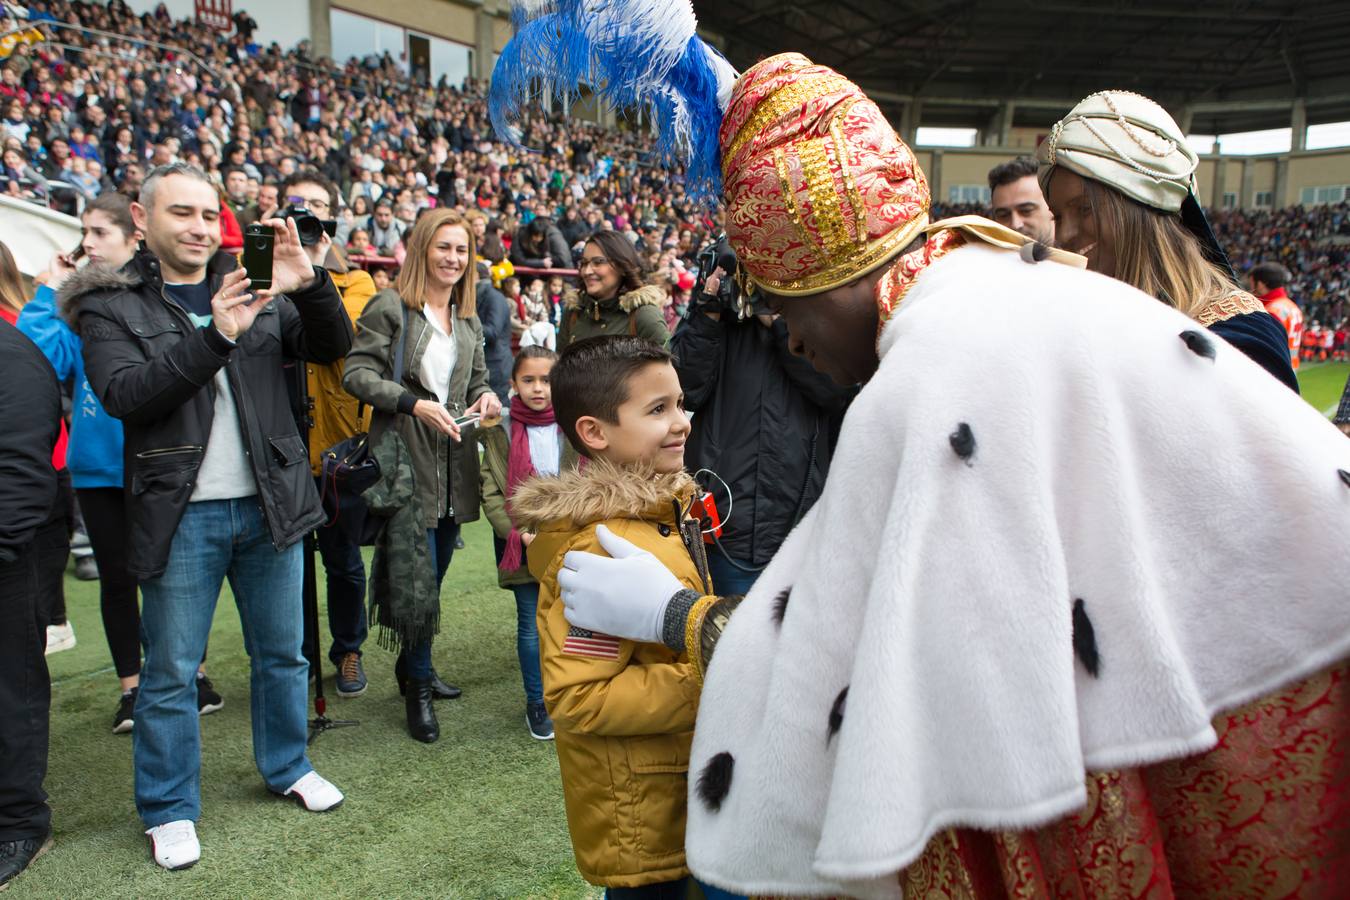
top-left (563, 283), bottom-right (666, 314)
top-left (511, 459), bottom-right (695, 534)
top-left (56, 264), bottom-right (142, 332)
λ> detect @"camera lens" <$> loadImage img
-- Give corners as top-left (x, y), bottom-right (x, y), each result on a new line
top-left (255, 239), bottom-right (268, 249)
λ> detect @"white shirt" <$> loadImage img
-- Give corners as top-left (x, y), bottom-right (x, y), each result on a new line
top-left (526, 425), bottom-right (561, 476)
top-left (420, 305), bottom-right (458, 405)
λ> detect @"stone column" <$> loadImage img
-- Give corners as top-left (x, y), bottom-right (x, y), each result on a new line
top-left (1210, 154), bottom-right (1227, 209)
top-left (929, 149), bottom-right (944, 205)
top-left (1291, 98), bottom-right (1308, 153)
top-left (1239, 157), bottom-right (1255, 209)
top-left (475, 8), bottom-right (496, 84)
top-left (309, 0), bottom-right (332, 61)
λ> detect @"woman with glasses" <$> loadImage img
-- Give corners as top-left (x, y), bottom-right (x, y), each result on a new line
top-left (560, 230), bottom-right (669, 349)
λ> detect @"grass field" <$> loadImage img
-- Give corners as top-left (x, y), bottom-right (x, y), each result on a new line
top-left (13, 362), bottom-right (1349, 899)
top-left (13, 518), bottom-right (600, 900)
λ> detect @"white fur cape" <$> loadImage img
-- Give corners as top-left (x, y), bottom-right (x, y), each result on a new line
top-left (685, 243), bottom-right (1350, 899)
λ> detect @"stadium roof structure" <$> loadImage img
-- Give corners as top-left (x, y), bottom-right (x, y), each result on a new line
top-left (693, 0), bottom-right (1350, 137)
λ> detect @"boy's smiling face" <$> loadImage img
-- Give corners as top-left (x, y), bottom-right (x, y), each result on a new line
top-left (578, 362), bottom-right (689, 474)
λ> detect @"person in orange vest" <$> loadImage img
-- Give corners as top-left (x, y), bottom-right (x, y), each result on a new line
top-left (1250, 262), bottom-right (1304, 370)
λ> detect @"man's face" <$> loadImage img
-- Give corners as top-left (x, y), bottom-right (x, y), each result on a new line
top-left (225, 170), bottom-right (247, 199)
top-left (764, 279), bottom-right (881, 387)
top-left (258, 184), bottom-right (278, 212)
top-left (286, 181), bottom-right (333, 263)
top-left (374, 206), bottom-right (392, 227)
top-left (991, 175), bottom-right (1055, 245)
top-left (134, 173), bottom-right (221, 277)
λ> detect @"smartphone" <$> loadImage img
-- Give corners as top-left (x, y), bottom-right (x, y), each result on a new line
top-left (68, 240), bottom-right (85, 263)
top-left (241, 223), bottom-right (274, 291)
top-left (452, 413), bottom-right (481, 429)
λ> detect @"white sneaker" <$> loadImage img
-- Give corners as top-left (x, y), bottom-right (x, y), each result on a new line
top-left (44, 622), bottom-right (76, 655)
top-left (280, 771), bottom-right (344, 812)
top-left (145, 820), bottom-right (200, 871)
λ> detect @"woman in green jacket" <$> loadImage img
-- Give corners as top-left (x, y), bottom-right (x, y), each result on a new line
top-left (343, 209), bottom-right (502, 743)
top-left (559, 230), bottom-right (670, 349)
top-left (479, 346), bottom-right (581, 741)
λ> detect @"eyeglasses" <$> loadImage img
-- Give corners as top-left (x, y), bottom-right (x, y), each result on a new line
top-left (286, 195), bottom-right (329, 213)
top-left (578, 257), bottom-right (611, 271)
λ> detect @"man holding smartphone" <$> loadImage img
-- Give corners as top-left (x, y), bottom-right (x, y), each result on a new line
top-left (71, 163), bottom-right (354, 871)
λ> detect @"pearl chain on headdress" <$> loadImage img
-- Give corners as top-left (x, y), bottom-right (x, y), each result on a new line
top-left (1047, 90), bottom-right (1198, 186)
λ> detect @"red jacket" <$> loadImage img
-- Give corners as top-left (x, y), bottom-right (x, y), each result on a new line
top-left (1260, 287), bottom-right (1304, 370)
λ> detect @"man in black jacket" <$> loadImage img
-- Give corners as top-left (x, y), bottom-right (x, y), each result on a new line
top-left (72, 163), bottom-right (353, 872)
top-left (0, 321), bottom-right (65, 892)
top-left (672, 264), bottom-right (854, 595)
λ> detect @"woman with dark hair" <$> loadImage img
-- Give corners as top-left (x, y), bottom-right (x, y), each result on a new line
top-left (559, 230), bottom-right (669, 348)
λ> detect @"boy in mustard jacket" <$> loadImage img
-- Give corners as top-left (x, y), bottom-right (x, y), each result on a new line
top-left (512, 335), bottom-right (711, 894)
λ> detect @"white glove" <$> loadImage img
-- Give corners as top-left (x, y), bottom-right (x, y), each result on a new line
top-left (558, 525), bottom-right (684, 643)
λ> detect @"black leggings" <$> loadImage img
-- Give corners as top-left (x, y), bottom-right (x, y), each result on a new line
top-left (76, 487), bottom-right (141, 679)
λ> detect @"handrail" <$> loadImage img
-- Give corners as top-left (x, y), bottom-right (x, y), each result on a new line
top-left (0, 18), bottom-right (221, 79)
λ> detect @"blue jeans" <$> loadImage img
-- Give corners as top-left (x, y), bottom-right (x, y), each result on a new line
top-left (134, 499), bottom-right (312, 827)
top-left (707, 550), bottom-right (761, 597)
top-left (493, 536), bottom-right (544, 706)
top-left (404, 517), bottom-right (458, 681)
top-left (314, 509), bottom-right (368, 663)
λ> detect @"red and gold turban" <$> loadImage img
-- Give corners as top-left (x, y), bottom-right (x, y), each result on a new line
top-left (719, 53), bottom-right (930, 296)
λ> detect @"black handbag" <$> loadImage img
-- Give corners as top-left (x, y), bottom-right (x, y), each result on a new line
top-left (318, 304), bottom-right (408, 545)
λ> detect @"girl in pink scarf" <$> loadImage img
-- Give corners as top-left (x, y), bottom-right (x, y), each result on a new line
top-left (480, 346), bottom-right (571, 740)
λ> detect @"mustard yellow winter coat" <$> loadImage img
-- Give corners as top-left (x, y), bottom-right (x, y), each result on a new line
top-left (514, 462), bottom-right (711, 888)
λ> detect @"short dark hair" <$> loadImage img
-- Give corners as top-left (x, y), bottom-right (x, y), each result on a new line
top-left (552, 336), bottom-right (672, 456)
top-left (1248, 262), bottom-right (1290, 290)
top-left (511, 344), bottom-right (558, 378)
top-left (281, 168), bottom-right (338, 211)
top-left (987, 156), bottom-right (1040, 193)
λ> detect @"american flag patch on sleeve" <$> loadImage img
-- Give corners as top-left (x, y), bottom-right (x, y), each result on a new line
top-left (563, 626), bottom-right (622, 660)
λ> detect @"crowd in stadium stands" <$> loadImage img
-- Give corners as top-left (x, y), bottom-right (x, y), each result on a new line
top-left (3, 0), bottom-right (1344, 331)
top-left (1213, 202), bottom-right (1350, 329)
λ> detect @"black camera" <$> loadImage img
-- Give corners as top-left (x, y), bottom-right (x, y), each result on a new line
top-left (693, 234), bottom-right (759, 321)
top-left (282, 204), bottom-right (337, 247)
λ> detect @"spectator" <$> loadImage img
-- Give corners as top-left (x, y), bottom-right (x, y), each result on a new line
top-left (673, 256), bottom-right (854, 594)
top-left (1249, 261), bottom-right (1304, 371)
top-left (988, 156), bottom-right (1055, 245)
top-left (282, 169), bottom-right (378, 699)
top-left (476, 261), bottom-right (514, 406)
top-left (369, 200), bottom-right (405, 256)
top-left (71, 164), bottom-right (351, 870)
top-left (16, 192), bottom-right (205, 735)
top-left (560, 231), bottom-right (669, 349)
top-left (0, 312), bottom-right (65, 893)
top-left (510, 215), bottom-right (572, 270)
top-left (343, 209), bottom-right (501, 743)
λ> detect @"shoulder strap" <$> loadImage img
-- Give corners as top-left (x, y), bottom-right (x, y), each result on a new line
top-left (629, 308), bottom-right (638, 336)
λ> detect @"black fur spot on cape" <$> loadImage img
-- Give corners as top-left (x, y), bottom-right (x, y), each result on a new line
top-left (771, 588), bottom-right (790, 625)
top-left (1020, 241), bottom-right (1051, 263)
top-left (1072, 598), bottom-right (1101, 677)
top-left (950, 423), bottom-right (976, 463)
top-left (827, 686), bottom-right (849, 745)
top-left (697, 752), bottom-right (735, 812)
top-left (1179, 330), bottom-right (1216, 361)
top-left (1339, 469), bottom-right (1350, 489)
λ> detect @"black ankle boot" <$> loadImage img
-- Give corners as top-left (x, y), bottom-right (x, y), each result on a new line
top-left (395, 655), bottom-right (462, 700)
top-left (405, 679), bottom-right (439, 743)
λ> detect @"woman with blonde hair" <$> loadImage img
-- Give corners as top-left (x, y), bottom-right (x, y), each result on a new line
top-left (344, 209), bottom-right (502, 742)
top-left (1039, 91), bottom-right (1298, 391)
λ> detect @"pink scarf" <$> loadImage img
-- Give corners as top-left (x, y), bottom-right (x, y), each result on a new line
top-left (499, 395), bottom-right (557, 572)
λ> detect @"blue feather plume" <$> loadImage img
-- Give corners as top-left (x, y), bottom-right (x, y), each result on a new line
top-left (488, 0), bottom-right (736, 205)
